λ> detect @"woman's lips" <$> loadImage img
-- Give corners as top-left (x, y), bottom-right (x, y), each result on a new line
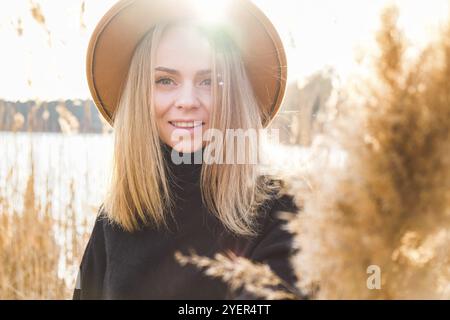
top-left (168, 121), bottom-right (204, 132)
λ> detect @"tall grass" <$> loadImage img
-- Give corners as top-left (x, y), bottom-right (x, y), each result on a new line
top-left (0, 146), bottom-right (91, 299)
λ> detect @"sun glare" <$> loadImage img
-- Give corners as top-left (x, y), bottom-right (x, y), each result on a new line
top-left (191, 0), bottom-right (231, 26)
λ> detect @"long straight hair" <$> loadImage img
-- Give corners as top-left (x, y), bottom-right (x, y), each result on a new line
top-left (103, 20), bottom-right (281, 236)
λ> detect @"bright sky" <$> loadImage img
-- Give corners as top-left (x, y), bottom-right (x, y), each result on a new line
top-left (0, 0), bottom-right (448, 102)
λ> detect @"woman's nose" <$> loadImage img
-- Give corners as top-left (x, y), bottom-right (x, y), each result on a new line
top-left (175, 82), bottom-right (200, 110)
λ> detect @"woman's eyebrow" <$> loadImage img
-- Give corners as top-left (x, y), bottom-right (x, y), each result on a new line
top-left (155, 67), bottom-right (211, 76)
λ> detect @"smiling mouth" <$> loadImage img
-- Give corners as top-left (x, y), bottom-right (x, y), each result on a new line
top-left (169, 121), bottom-right (204, 129)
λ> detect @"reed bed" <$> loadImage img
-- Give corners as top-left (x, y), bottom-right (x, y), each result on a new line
top-left (0, 147), bottom-right (91, 299)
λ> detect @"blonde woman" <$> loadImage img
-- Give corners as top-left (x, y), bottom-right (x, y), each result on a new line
top-left (73, 0), bottom-right (302, 300)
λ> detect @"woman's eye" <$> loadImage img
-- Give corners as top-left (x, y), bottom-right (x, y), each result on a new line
top-left (156, 78), bottom-right (175, 85)
top-left (201, 78), bottom-right (211, 86)
top-left (156, 77), bottom-right (211, 86)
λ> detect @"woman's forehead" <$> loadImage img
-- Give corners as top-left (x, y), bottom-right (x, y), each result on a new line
top-left (155, 25), bottom-right (212, 75)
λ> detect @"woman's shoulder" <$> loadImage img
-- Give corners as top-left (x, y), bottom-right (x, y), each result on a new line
top-left (92, 203), bottom-right (108, 227)
top-left (246, 175), bottom-right (302, 248)
top-left (256, 175), bottom-right (301, 221)
top-left (94, 203), bottom-right (137, 230)
top-left (89, 204), bottom-right (120, 238)
top-left (83, 204), bottom-right (108, 245)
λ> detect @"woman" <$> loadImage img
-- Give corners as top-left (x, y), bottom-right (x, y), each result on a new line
top-left (73, 0), bottom-right (301, 300)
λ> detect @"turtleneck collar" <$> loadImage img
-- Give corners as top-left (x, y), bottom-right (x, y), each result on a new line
top-left (160, 141), bottom-right (204, 185)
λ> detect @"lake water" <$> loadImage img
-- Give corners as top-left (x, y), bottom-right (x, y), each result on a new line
top-left (0, 132), bottom-right (114, 221)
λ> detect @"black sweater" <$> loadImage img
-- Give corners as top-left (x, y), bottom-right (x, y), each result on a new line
top-left (72, 143), bottom-right (301, 300)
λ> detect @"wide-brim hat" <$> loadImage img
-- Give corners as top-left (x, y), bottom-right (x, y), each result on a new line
top-left (86, 0), bottom-right (288, 128)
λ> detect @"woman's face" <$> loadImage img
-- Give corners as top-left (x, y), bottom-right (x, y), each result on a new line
top-left (154, 24), bottom-right (212, 153)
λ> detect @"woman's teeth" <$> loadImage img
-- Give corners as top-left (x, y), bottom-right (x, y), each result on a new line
top-left (170, 121), bottom-right (203, 128)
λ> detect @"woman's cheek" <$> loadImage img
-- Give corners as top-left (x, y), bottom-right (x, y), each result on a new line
top-left (200, 91), bottom-right (212, 114)
top-left (153, 92), bottom-right (172, 117)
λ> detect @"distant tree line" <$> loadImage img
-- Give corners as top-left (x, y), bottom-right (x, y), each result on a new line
top-left (0, 99), bottom-right (108, 134)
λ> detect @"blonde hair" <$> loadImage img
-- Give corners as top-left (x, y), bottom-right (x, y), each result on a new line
top-left (103, 20), bottom-right (282, 236)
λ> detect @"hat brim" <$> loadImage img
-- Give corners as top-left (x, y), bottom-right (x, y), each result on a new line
top-left (86, 0), bottom-right (287, 128)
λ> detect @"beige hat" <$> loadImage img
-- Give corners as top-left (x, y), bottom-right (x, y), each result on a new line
top-left (86, 0), bottom-right (288, 128)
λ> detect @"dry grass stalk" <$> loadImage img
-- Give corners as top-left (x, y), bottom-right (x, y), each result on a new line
top-left (175, 249), bottom-right (300, 300)
top-left (29, 0), bottom-right (51, 46)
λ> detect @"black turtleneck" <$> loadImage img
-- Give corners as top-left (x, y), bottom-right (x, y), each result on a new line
top-left (72, 142), bottom-right (302, 300)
